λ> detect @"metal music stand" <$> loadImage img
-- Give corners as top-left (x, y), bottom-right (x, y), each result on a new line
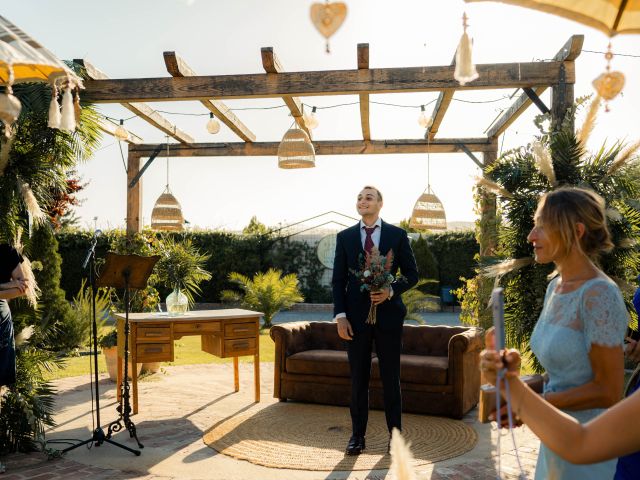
top-left (99, 253), bottom-right (159, 453)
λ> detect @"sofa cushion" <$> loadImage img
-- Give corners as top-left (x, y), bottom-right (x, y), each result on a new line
top-left (372, 354), bottom-right (449, 385)
top-left (286, 350), bottom-right (353, 377)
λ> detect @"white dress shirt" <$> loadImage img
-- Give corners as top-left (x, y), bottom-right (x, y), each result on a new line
top-left (335, 218), bottom-right (393, 321)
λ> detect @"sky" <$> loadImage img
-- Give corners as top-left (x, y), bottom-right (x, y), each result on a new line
top-left (4, 1), bottom-right (640, 232)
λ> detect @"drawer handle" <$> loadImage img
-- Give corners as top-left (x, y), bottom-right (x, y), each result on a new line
top-left (233, 328), bottom-right (250, 333)
top-left (233, 342), bottom-right (249, 349)
top-left (143, 347), bottom-right (163, 353)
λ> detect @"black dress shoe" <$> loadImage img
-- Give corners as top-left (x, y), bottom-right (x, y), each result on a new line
top-left (345, 435), bottom-right (365, 455)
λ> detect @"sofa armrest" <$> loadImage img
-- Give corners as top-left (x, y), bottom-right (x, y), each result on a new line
top-left (447, 327), bottom-right (484, 418)
top-left (270, 322), bottom-right (313, 400)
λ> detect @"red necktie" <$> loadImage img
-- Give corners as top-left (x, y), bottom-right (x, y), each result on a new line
top-left (363, 226), bottom-right (377, 255)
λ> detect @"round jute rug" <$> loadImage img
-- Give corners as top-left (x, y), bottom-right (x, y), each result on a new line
top-left (203, 403), bottom-right (477, 471)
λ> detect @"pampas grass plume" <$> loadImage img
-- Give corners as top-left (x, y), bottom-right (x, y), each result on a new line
top-left (17, 181), bottom-right (47, 225)
top-left (482, 257), bottom-right (533, 279)
top-left (607, 140), bottom-right (640, 175)
top-left (390, 428), bottom-right (417, 480)
top-left (474, 176), bottom-right (514, 199)
top-left (532, 140), bottom-right (556, 185)
top-left (577, 95), bottom-right (601, 148)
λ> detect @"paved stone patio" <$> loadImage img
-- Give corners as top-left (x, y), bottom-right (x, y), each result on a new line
top-left (1, 362), bottom-right (540, 479)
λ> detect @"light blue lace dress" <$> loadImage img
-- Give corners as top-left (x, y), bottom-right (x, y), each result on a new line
top-left (530, 276), bottom-right (628, 480)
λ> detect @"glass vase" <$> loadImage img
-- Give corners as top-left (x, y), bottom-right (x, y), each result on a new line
top-left (166, 287), bottom-right (188, 315)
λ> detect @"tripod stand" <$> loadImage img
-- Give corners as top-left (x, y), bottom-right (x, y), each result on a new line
top-left (63, 251), bottom-right (158, 456)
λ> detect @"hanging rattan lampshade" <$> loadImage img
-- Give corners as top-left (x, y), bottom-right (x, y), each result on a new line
top-left (409, 188), bottom-right (447, 231)
top-left (151, 187), bottom-right (184, 231)
top-left (277, 127), bottom-right (315, 169)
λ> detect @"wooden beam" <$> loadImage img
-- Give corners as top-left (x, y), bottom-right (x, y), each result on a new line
top-left (163, 52), bottom-right (255, 142)
top-left (98, 119), bottom-right (143, 144)
top-left (129, 138), bottom-right (495, 157)
top-left (83, 61), bottom-right (574, 103)
top-left (486, 35), bottom-right (583, 139)
top-left (426, 53), bottom-right (456, 141)
top-left (357, 43), bottom-right (370, 141)
top-left (126, 151), bottom-right (143, 235)
top-left (75, 59), bottom-right (194, 144)
top-left (260, 47), bottom-right (311, 139)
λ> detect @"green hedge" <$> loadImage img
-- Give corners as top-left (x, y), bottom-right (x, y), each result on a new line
top-left (56, 229), bottom-right (477, 304)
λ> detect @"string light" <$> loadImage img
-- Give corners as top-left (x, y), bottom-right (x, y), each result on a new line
top-left (303, 106), bottom-right (319, 129)
top-left (206, 112), bottom-right (221, 134)
top-left (417, 105), bottom-right (433, 129)
top-left (114, 119), bottom-right (129, 141)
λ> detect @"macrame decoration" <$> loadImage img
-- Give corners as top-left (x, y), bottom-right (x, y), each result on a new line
top-left (592, 42), bottom-right (625, 112)
top-left (151, 139), bottom-right (185, 231)
top-left (277, 126), bottom-right (316, 169)
top-left (310, 1), bottom-right (347, 53)
top-left (454, 13), bottom-right (479, 86)
top-left (410, 144), bottom-right (447, 231)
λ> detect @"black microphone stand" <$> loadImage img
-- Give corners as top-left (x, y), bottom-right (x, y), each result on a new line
top-left (63, 234), bottom-right (141, 456)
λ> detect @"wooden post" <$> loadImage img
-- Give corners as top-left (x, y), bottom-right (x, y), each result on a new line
top-left (126, 150), bottom-right (143, 236)
top-left (479, 148), bottom-right (498, 258)
top-left (551, 63), bottom-right (575, 133)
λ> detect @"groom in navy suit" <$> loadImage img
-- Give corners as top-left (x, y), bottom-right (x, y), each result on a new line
top-left (332, 186), bottom-right (418, 455)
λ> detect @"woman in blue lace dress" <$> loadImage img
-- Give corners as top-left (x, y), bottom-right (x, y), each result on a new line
top-left (524, 187), bottom-right (628, 479)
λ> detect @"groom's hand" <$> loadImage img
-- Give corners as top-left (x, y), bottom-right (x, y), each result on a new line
top-left (370, 288), bottom-right (390, 305)
top-left (337, 317), bottom-right (353, 340)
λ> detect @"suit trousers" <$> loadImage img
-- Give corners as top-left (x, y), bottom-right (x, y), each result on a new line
top-left (347, 322), bottom-right (402, 437)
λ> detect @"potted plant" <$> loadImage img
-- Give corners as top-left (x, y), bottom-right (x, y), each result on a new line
top-left (99, 328), bottom-right (141, 381)
top-left (154, 236), bottom-right (212, 314)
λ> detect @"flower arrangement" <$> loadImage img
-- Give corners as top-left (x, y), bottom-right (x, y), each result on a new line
top-left (351, 246), bottom-right (395, 324)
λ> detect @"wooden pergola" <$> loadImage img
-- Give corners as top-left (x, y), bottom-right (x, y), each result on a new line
top-left (80, 34), bottom-right (583, 253)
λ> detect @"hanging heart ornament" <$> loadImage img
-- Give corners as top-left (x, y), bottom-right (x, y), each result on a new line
top-left (310, 1), bottom-right (347, 53)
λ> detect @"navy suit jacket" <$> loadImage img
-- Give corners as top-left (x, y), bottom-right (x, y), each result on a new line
top-left (331, 221), bottom-right (419, 332)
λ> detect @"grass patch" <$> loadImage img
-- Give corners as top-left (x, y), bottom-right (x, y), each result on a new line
top-left (45, 331), bottom-right (275, 381)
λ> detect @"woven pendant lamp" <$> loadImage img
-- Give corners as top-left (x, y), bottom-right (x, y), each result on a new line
top-left (278, 126), bottom-right (315, 169)
top-left (151, 139), bottom-right (184, 231)
top-left (410, 146), bottom-right (447, 231)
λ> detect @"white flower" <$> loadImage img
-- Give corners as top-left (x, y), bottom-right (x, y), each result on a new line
top-left (363, 270), bottom-right (371, 278)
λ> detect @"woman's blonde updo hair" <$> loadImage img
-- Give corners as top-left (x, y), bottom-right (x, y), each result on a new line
top-left (536, 187), bottom-right (614, 261)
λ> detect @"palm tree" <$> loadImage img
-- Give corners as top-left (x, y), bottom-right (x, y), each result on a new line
top-left (401, 279), bottom-right (440, 324)
top-left (221, 269), bottom-right (304, 329)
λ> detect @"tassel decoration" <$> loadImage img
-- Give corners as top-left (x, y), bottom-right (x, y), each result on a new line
top-left (48, 85), bottom-right (61, 129)
top-left (73, 89), bottom-right (82, 125)
top-left (59, 86), bottom-right (76, 132)
top-left (454, 13), bottom-right (479, 86)
top-left (0, 67), bottom-right (22, 128)
top-left (0, 134), bottom-right (14, 176)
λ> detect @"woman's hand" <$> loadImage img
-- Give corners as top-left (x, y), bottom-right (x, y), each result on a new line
top-left (480, 328), bottom-right (522, 386)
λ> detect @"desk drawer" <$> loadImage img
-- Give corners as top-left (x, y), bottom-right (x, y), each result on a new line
top-left (224, 337), bottom-right (256, 357)
top-left (224, 322), bottom-right (257, 338)
top-left (174, 322), bottom-right (221, 335)
top-left (137, 326), bottom-right (171, 342)
top-left (136, 343), bottom-right (172, 362)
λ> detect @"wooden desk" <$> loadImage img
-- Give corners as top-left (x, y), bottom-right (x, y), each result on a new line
top-left (115, 308), bottom-right (262, 414)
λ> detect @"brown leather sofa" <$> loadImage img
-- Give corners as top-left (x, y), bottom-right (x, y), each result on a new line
top-left (270, 321), bottom-right (484, 419)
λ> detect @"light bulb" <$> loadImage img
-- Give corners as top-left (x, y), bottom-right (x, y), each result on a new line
top-left (206, 113), bottom-right (220, 134)
top-left (114, 119), bottom-right (129, 141)
top-left (418, 105), bottom-right (433, 129)
top-left (304, 106), bottom-right (319, 130)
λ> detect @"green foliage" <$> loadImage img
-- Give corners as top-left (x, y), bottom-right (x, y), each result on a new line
top-left (426, 231), bottom-right (478, 290)
top-left (221, 269), bottom-right (304, 329)
top-left (69, 280), bottom-right (112, 348)
top-left (402, 279), bottom-right (440, 323)
top-left (242, 216), bottom-right (270, 236)
top-left (0, 336), bottom-right (63, 454)
top-left (460, 101), bottom-right (640, 370)
top-left (98, 328), bottom-right (118, 349)
top-left (153, 235), bottom-right (212, 306)
top-left (411, 236), bottom-right (439, 294)
top-left (26, 223), bottom-right (76, 352)
top-left (398, 218), bottom-right (420, 233)
top-left (0, 78), bottom-right (101, 244)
